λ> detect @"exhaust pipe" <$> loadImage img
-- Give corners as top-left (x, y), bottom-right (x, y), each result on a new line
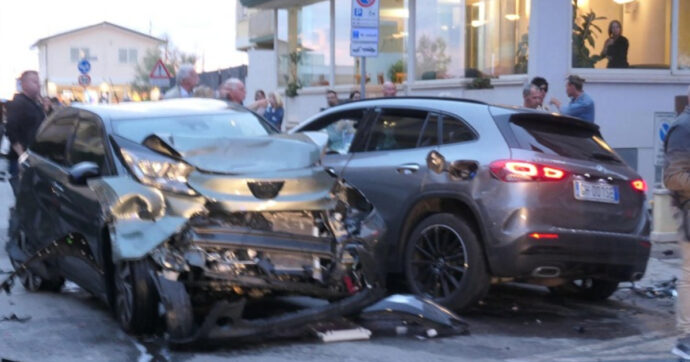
top-left (531, 266), bottom-right (561, 278)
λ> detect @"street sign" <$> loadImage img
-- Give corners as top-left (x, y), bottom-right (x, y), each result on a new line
top-left (149, 59), bottom-right (172, 87)
top-left (78, 59), bottom-right (91, 74)
top-left (150, 59), bottom-right (172, 79)
top-left (351, 0), bottom-right (379, 57)
top-left (78, 74), bottom-right (91, 86)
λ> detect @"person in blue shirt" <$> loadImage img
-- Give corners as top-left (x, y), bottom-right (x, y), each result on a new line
top-left (263, 92), bottom-right (284, 132)
top-left (549, 75), bottom-right (595, 122)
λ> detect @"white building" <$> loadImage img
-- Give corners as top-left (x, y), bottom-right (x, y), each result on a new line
top-left (238, 0), bottom-right (690, 188)
top-left (33, 22), bottom-right (166, 103)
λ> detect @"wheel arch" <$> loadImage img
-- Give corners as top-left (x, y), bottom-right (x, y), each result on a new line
top-left (392, 192), bottom-right (493, 275)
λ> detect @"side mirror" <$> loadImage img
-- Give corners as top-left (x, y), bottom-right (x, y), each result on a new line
top-left (426, 150), bottom-right (446, 174)
top-left (68, 161), bottom-right (100, 185)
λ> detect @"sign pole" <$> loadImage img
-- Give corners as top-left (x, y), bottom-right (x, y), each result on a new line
top-left (360, 57), bottom-right (366, 99)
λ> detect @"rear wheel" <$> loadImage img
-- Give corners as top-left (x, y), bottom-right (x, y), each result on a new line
top-left (404, 213), bottom-right (489, 310)
top-left (114, 260), bottom-right (159, 334)
top-left (10, 257), bottom-right (64, 292)
top-left (549, 278), bottom-right (620, 300)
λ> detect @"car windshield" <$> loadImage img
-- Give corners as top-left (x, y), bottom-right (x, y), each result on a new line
top-left (509, 118), bottom-right (623, 164)
top-left (113, 112), bottom-right (274, 143)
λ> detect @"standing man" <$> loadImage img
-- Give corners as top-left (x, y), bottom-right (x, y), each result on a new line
top-left (531, 76), bottom-right (551, 111)
top-left (382, 81), bottom-right (397, 97)
top-left (326, 89), bottom-right (339, 108)
top-left (549, 75), bottom-right (595, 122)
top-left (221, 78), bottom-right (247, 105)
top-left (666, 85), bottom-right (690, 360)
top-left (6, 70), bottom-right (45, 194)
top-left (164, 64), bottom-right (199, 99)
top-left (522, 83), bottom-right (542, 109)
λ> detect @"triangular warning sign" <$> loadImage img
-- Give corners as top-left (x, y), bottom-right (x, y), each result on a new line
top-left (150, 59), bottom-right (172, 79)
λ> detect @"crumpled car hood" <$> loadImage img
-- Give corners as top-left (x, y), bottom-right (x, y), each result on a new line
top-left (155, 133), bottom-right (321, 174)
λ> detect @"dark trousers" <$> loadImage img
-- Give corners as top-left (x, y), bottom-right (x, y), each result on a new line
top-left (8, 158), bottom-right (18, 196)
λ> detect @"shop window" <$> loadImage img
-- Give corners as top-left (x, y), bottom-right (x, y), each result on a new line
top-left (334, 0), bottom-right (408, 86)
top-left (572, 0), bottom-right (671, 69)
top-left (415, 0), bottom-right (465, 80)
top-left (465, 0), bottom-right (530, 77)
top-left (679, 0), bottom-right (690, 70)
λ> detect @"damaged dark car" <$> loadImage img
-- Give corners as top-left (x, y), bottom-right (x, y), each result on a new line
top-left (6, 99), bottom-right (394, 341)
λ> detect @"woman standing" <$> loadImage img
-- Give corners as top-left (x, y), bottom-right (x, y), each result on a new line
top-left (263, 92), bottom-right (284, 132)
top-left (601, 20), bottom-right (629, 68)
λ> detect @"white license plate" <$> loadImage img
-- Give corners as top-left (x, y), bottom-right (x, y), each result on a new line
top-left (573, 180), bottom-right (619, 204)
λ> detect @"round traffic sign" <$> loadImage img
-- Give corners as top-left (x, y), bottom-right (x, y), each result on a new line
top-left (78, 74), bottom-right (91, 86)
top-left (356, 0), bottom-right (376, 7)
top-left (78, 59), bottom-right (91, 74)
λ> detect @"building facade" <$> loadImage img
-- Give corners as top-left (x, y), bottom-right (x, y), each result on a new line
top-left (238, 0), bottom-right (690, 188)
top-left (34, 22), bottom-right (166, 103)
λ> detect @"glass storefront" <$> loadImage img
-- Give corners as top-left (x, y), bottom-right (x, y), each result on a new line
top-left (415, 0), bottom-right (464, 80)
top-left (679, 0), bottom-right (690, 70)
top-left (572, 0), bottom-right (671, 69)
top-left (465, 0), bottom-right (530, 76)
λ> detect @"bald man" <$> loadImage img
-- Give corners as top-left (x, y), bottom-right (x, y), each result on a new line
top-left (382, 81), bottom-right (397, 97)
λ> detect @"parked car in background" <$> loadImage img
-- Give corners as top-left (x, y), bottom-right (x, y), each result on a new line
top-left (7, 99), bottom-right (387, 341)
top-left (291, 97), bottom-right (651, 310)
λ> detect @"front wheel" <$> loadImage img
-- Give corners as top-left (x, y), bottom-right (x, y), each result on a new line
top-left (114, 260), bottom-right (159, 334)
top-left (404, 213), bottom-right (489, 310)
top-left (549, 278), bottom-right (620, 300)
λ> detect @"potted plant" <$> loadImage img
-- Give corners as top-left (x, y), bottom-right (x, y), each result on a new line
top-left (571, 1), bottom-right (606, 68)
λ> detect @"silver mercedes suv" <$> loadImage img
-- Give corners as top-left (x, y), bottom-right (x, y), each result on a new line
top-left (291, 97), bottom-right (651, 310)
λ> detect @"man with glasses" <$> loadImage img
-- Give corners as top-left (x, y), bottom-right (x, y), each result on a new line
top-left (531, 76), bottom-right (551, 112)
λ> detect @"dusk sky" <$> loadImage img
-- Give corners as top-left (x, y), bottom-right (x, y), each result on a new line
top-left (0, 0), bottom-right (248, 99)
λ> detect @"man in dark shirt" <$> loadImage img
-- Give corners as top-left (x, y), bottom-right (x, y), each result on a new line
top-left (6, 70), bottom-right (45, 193)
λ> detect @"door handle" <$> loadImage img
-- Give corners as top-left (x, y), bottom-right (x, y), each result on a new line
top-left (51, 181), bottom-right (65, 195)
top-left (397, 163), bottom-right (420, 174)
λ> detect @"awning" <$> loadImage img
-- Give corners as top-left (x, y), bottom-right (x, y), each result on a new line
top-left (240, 0), bottom-right (323, 9)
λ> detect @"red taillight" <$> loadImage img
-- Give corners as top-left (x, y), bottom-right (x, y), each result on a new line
top-left (490, 160), bottom-right (568, 182)
top-left (631, 179), bottom-right (647, 192)
top-left (528, 233), bottom-right (559, 240)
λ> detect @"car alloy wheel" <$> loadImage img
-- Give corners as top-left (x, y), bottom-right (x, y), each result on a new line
top-left (404, 213), bottom-right (489, 310)
top-left (410, 224), bottom-right (468, 299)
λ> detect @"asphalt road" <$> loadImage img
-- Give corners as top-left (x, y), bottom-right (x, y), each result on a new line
top-left (0, 164), bottom-right (682, 362)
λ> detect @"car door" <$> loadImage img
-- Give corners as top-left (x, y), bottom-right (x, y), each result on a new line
top-left (341, 108), bottom-right (439, 249)
top-left (24, 110), bottom-right (79, 254)
top-left (56, 111), bottom-right (112, 296)
top-left (425, 114), bottom-right (481, 195)
top-left (297, 108), bottom-right (373, 176)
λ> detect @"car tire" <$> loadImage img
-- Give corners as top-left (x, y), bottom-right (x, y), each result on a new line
top-left (549, 278), bottom-right (620, 300)
top-left (9, 257), bottom-right (64, 293)
top-left (114, 259), bottom-right (159, 335)
top-left (404, 213), bottom-right (489, 310)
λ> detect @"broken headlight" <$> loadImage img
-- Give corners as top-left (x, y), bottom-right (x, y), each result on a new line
top-left (120, 147), bottom-right (196, 195)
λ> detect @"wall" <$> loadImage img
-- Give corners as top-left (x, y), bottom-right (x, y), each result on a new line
top-left (245, 48), bottom-right (278, 112)
top-left (40, 25), bottom-right (161, 87)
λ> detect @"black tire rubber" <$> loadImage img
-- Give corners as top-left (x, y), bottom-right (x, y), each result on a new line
top-left (404, 213), bottom-right (489, 310)
top-left (114, 259), bottom-right (159, 335)
top-left (549, 278), bottom-right (620, 300)
top-left (9, 257), bottom-right (64, 293)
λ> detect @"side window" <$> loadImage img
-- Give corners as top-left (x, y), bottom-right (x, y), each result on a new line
top-left (302, 109), bottom-right (367, 155)
top-left (32, 116), bottom-right (78, 166)
top-left (69, 116), bottom-right (106, 172)
top-left (365, 109), bottom-right (429, 152)
top-left (441, 116), bottom-right (476, 144)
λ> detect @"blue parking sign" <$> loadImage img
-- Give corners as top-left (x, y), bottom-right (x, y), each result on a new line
top-left (78, 59), bottom-right (91, 74)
